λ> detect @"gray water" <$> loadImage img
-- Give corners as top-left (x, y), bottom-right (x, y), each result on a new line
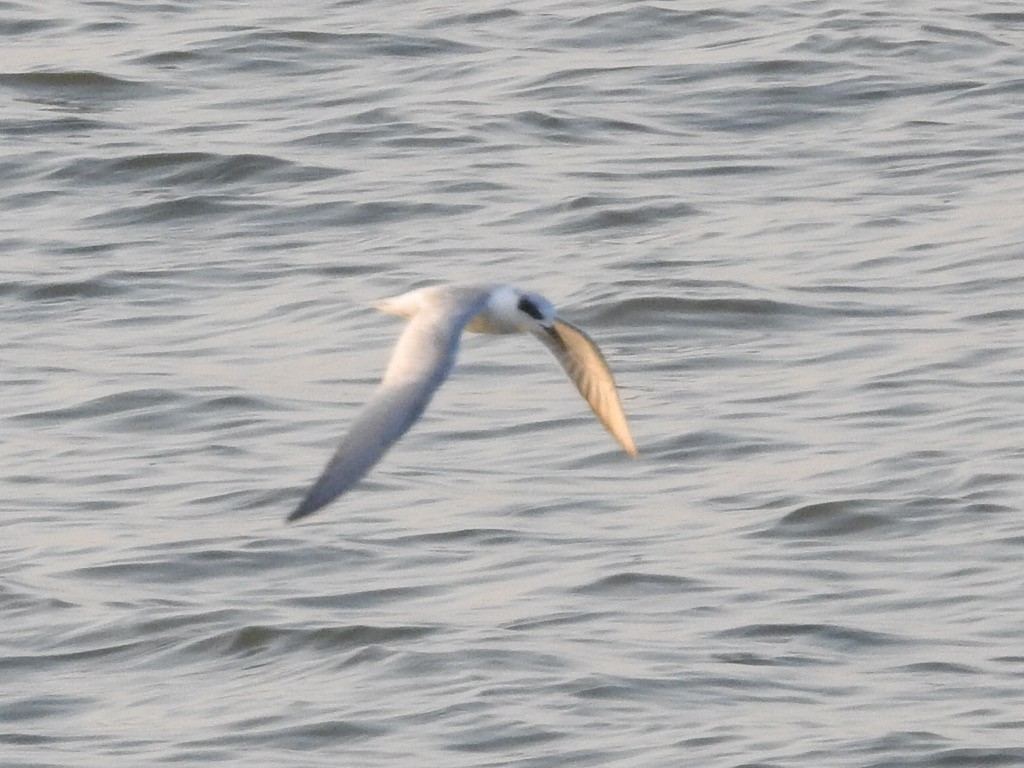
top-left (3, 1), bottom-right (1024, 766)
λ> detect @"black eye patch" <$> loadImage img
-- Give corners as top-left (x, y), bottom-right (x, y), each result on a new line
top-left (517, 296), bottom-right (544, 320)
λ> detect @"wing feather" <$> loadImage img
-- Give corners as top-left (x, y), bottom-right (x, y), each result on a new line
top-left (289, 291), bottom-right (490, 522)
top-left (534, 319), bottom-right (638, 456)
top-left (288, 381), bottom-right (438, 521)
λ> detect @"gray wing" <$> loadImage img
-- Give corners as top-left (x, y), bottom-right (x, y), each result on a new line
top-left (287, 380), bottom-right (439, 522)
top-left (533, 318), bottom-right (638, 457)
top-left (288, 291), bottom-right (491, 522)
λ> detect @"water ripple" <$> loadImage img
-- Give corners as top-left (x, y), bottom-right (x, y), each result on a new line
top-left (4, 1), bottom-right (1024, 766)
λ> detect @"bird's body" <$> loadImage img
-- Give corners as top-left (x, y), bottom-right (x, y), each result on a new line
top-left (288, 283), bottom-right (636, 522)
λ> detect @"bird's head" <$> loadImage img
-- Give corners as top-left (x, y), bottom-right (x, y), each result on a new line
top-left (513, 290), bottom-right (557, 329)
top-left (469, 286), bottom-right (557, 334)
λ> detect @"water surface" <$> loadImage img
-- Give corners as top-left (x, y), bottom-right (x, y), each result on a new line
top-left (3, 1), bottom-right (1024, 766)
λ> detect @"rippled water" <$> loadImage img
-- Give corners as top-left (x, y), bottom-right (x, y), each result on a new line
top-left (4, 1), bottom-right (1024, 766)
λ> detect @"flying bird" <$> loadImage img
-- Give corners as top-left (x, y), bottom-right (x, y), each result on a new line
top-left (289, 283), bottom-right (636, 522)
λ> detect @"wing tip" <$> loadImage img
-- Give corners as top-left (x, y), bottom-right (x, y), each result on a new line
top-left (286, 495), bottom-right (325, 523)
top-left (618, 434), bottom-right (639, 458)
top-left (285, 508), bottom-right (308, 524)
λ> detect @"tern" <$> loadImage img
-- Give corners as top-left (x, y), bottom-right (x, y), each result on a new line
top-left (288, 283), bottom-right (636, 522)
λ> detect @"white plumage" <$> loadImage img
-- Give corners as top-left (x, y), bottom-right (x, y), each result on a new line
top-left (289, 283), bottom-right (636, 522)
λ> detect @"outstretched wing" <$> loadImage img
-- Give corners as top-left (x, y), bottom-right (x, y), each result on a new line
top-left (288, 380), bottom-right (439, 522)
top-left (533, 318), bottom-right (638, 457)
top-left (289, 293), bottom-right (490, 522)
